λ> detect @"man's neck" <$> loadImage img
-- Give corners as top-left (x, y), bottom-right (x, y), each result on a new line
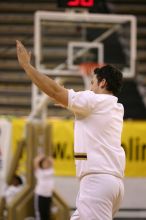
top-left (95, 89), bottom-right (113, 96)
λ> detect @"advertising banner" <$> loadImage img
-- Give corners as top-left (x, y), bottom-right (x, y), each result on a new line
top-left (49, 119), bottom-right (76, 176)
top-left (11, 118), bottom-right (26, 175)
top-left (122, 121), bottom-right (146, 176)
top-left (1, 117), bottom-right (146, 177)
top-left (50, 119), bottom-right (146, 177)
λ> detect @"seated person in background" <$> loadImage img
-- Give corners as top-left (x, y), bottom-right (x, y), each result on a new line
top-left (34, 154), bottom-right (54, 220)
top-left (4, 174), bottom-right (23, 204)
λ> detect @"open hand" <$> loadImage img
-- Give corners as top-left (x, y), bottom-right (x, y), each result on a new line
top-left (16, 40), bottom-right (31, 69)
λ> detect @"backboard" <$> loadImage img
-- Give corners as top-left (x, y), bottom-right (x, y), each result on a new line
top-left (34, 11), bottom-right (137, 78)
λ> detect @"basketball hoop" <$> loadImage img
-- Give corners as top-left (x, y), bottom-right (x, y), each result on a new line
top-left (79, 62), bottom-right (105, 76)
top-left (79, 62), bottom-right (105, 89)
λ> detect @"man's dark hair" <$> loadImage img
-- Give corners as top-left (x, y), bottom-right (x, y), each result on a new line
top-left (39, 157), bottom-right (47, 169)
top-left (13, 175), bottom-right (23, 185)
top-left (94, 64), bottom-right (123, 97)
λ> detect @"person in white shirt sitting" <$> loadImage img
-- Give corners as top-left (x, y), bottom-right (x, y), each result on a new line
top-left (4, 174), bottom-right (23, 204)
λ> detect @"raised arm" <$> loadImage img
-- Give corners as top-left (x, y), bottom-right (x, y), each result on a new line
top-left (16, 40), bottom-right (68, 106)
top-left (33, 154), bottom-right (45, 170)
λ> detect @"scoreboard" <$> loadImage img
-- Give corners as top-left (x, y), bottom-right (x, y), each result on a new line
top-left (57, 0), bottom-right (96, 8)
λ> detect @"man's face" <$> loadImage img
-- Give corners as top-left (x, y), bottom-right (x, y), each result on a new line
top-left (90, 75), bottom-right (97, 92)
top-left (42, 158), bottom-right (52, 169)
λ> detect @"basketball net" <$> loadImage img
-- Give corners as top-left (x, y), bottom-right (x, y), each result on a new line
top-left (79, 62), bottom-right (104, 89)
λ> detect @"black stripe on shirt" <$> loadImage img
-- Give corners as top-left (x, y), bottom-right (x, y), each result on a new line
top-left (74, 153), bottom-right (87, 160)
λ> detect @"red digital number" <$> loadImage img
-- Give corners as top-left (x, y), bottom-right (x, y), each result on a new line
top-left (67, 0), bottom-right (94, 7)
top-left (81, 0), bottom-right (94, 7)
top-left (67, 0), bottom-right (80, 6)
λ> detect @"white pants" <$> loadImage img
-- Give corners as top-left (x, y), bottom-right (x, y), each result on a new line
top-left (70, 174), bottom-right (124, 220)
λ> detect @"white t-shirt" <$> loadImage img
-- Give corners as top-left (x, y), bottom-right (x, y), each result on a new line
top-left (35, 168), bottom-right (54, 197)
top-left (5, 185), bottom-right (23, 204)
top-left (68, 89), bottom-right (126, 179)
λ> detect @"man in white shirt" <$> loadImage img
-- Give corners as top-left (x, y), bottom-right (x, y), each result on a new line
top-left (34, 155), bottom-right (54, 220)
top-left (16, 40), bottom-right (125, 220)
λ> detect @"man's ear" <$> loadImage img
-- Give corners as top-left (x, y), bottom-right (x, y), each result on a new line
top-left (101, 79), bottom-right (107, 89)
